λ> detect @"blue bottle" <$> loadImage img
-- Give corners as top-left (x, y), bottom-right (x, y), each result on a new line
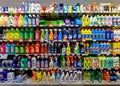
top-left (63, 28), bottom-right (68, 40)
top-left (54, 56), bottom-right (59, 68)
top-left (44, 56), bottom-right (48, 68)
top-left (58, 29), bottom-right (63, 41)
top-left (68, 28), bottom-right (72, 40)
top-left (110, 30), bottom-right (114, 40)
top-left (73, 28), bottom-right (77, 40)
top-left (49, 44), bottom-right (55, 54)
top-left (32, 14), bottom-right (36, 26)
top-left (77, 28), bottom-right (81, 39)
top-left (11, 44), bottom-right (15, 54)
top-left (6, 43), bottom-right (11, 54)
top-left (24, 14), bottom-right (28, 26)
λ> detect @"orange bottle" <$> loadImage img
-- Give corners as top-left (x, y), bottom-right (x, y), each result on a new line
top-left (49, 29), bottom-right (54, 41)
top-left (31, 43), bottom-right (35, 54)
top-left (44, 43), bottom-right (48, 54)
top-left (41, 43), bottom-right (44, 54)
top-left (25, 43), bottom-right (30, 54)
top-left (32, 71), bottom-right (37, 81)
top-left (35, 42), bottom-right (40, 54)
top-left (66, 55), bottom-right (70, 68)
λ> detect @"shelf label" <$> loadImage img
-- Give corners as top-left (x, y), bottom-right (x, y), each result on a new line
top-left (114, 37), bottom-right (119, 42)
top-left (28, 38), bottom-right (32, 42)
top-left (112, 51), bottom-right (116, 56)
top-left (10, 39), bottom-right (14, 42)
top-left (19, 38), bottom-right (23, 42)
top-left (82, 38), bottom-right (86, 42)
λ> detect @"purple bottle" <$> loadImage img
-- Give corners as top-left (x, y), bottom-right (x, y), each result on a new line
top-left (1, 43), bottom-right (6, 54)
top-left (54, 29), bottom-right (58, 40)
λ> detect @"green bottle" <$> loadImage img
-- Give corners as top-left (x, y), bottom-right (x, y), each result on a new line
top-left (24, 28), bottom-right (29, 40)
top-left (20, 28), bottom-right (24, 40)
top-left (29, 28), bottom-right (34, 40)
top-left (20, 43), bottom-right (25, 54)
top-left (15, 43), bottom-right (20, 54)
top-left (21, 58), bottom-right (28, 68)
top-left (41, 29), bottom-right (45, 41)
top-left (61, 55), bottom-right (66, 68)
top-left (74, 42), bottom-right (80, 54)
top-left (90, 70), bottom-right (95, 82)
top-left (14, 28), bottom-right (20, 40)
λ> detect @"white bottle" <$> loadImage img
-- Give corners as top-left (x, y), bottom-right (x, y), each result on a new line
top-left (49, 57), bottom-right (54, 68)
top-left (31, 56), bottom-right (36, 68)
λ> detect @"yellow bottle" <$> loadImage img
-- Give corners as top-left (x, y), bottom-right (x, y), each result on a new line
top-left (18, 14), bottom-right (24, 26)
top-left (66, 42), bottom-right (71, 54)
top-left (49, 29), bottom-right (54, 41)
top-left (82, 15), bottom-right (85, 26)
top-left (0, 15), bottom-right (4, 25)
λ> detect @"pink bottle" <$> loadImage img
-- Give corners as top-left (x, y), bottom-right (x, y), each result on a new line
top-left (13, 15), bottom-right (18, 26)
top-left (1, 43), bottom-right (6, 54)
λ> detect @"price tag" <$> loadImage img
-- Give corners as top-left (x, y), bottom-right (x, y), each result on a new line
top-left (82, 38), bottom-right (86, 42)
top-left (19, 38), bottom-right (23, 42)
top-left (10, 39), bottom-right (14, 42)
top-left (114, 66), bottom-right (119, 70)
top-left (28, 38), bottom-right (32, 42)
top-left (112, 51), bottom-right (116, 56)
top-left (49, 24), bottom-right (53, 27)
top-left (114, 37), bottom-right (119, 42)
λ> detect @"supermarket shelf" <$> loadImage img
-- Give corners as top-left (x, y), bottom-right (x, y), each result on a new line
top-left (0, 25), bottom-right (120, 28)
top-left (0, 11), bottom-right (120, 14)
top-left (0, 67), bottom-right (79, 70)
top-left (82, 68), bottom-right (118, 70)
top-left (0, 53), bottom-right (80, 56)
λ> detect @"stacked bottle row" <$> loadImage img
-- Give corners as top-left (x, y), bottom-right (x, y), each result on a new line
top-left (1, 14), bottom-right (120, 27)
top-left (0, 42), bottom-right (119, 55)
top-left (2, 28), bottom-right (120, 42)
top-left (0, 69), bottom-right (82, 83)
top-left (83, 56), bottom-right (119, 69)
top-left (0, 14), bottom-right (40, 26)
top-left (0, 55), bottom-right (81, 69)
top-left (0, 2), bottom-right (120, 13)
top-left (83, 69), bottom-right (120, 83)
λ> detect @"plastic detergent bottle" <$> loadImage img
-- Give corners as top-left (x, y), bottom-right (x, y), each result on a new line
top-left (13, 14), bottom-right (18, 26)
top-left (49, 29), bottom-right (54, 41)
top-left (21, 58), bottom-right (28, 68)
top-left (24, 28), bottom-right (29, 40)
top-left (35, 42), bottom-right (40, 54)
top-left (61, 55), bottom-right (66, 68)
top-left (25, 43), bottom-right (30, 54)
top-left (35, 28), bottom-right (40, 40)
top-left (66, 42), bottom-right (71, 54)
top-left (31, 56), bottom-right (36, 68)
top-left (24, 14), bottom-right (28, 26)
top-left (41, 29), bottom-right (45, 41)
top-left (29, 28), bottom-right (34, 40)
top-left (44, 29), bottom-right (48, 41)
top-left (18, 14), bottom-right (24, 26)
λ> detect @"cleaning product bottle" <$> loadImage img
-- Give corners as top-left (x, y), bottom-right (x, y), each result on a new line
top-left (25, 43), bottom-right (30, 54)
top-left (58, 29), bottom-right (63, 41)
top-left (36, 56), bottom-right (40, 68)
top-left (28, 14), bottom-right (32, 26)
top-left (31, 43), bottom-right (35, 54)
top-left (62, 43), bottom-right (66, 54)
top-left (74, 42), bottom-right (80, 54)
top-left (32, 14), bottom-right (36, 26)
top-left (13, 14), bottom-right (18, 26)
top-left (55, 69), bottom-right (61, 82)
top-left (44, 29), bottom-right (48, 41)
top-left (49, 56), bottom-right (54, 68)
top-left (14, 28), bottom-right (20, 40)
top-left (66, 55), bottom-right (70, 68)
top-left (21, 58), bottom-right (28, 68)
top-left (18, 14), bottom-right (24, 26)
top-left (44, 55), bottom-right (49, 68)
top-left (36, 15), bottom-right (40, 26)
top-left (54, 56), bottom-right (58, 68)
top-left (35, 28), bottom-right (40, 40)
top-left (3, 15), bottom-right (8, 26)
top-left (54, 29), bottom-right (58, 40)
top-left (41, 29), bottom-right (45, 42)
top-left (15, 43), bottom-right (20, 54)
top-left (31, 56), bottom-right (36, 68)
top-left (61, 55), bottom-right (66, 68)
top-left (35, 42), bottom-right (40, 54)
top-left (24, 14), bottom-right (28, 26)
top-left (29, 28), bottom-right (34, 40)
top-left (8, 14), bottom-right (13, 26)
top-left (66, 42), bottom-right (71, 54)
top-left (20, 43), bottom-right (25, 54)
top-left (49, 29), bottom-right (54, 41)
top-left (27, 56), bottom-right (31, 68)
top-left (20, 28), bottom-right (25, 40)
top-left (32, 70), bottom-right (37, 81)
top-left (24, 28), bottom-right (29, 40)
